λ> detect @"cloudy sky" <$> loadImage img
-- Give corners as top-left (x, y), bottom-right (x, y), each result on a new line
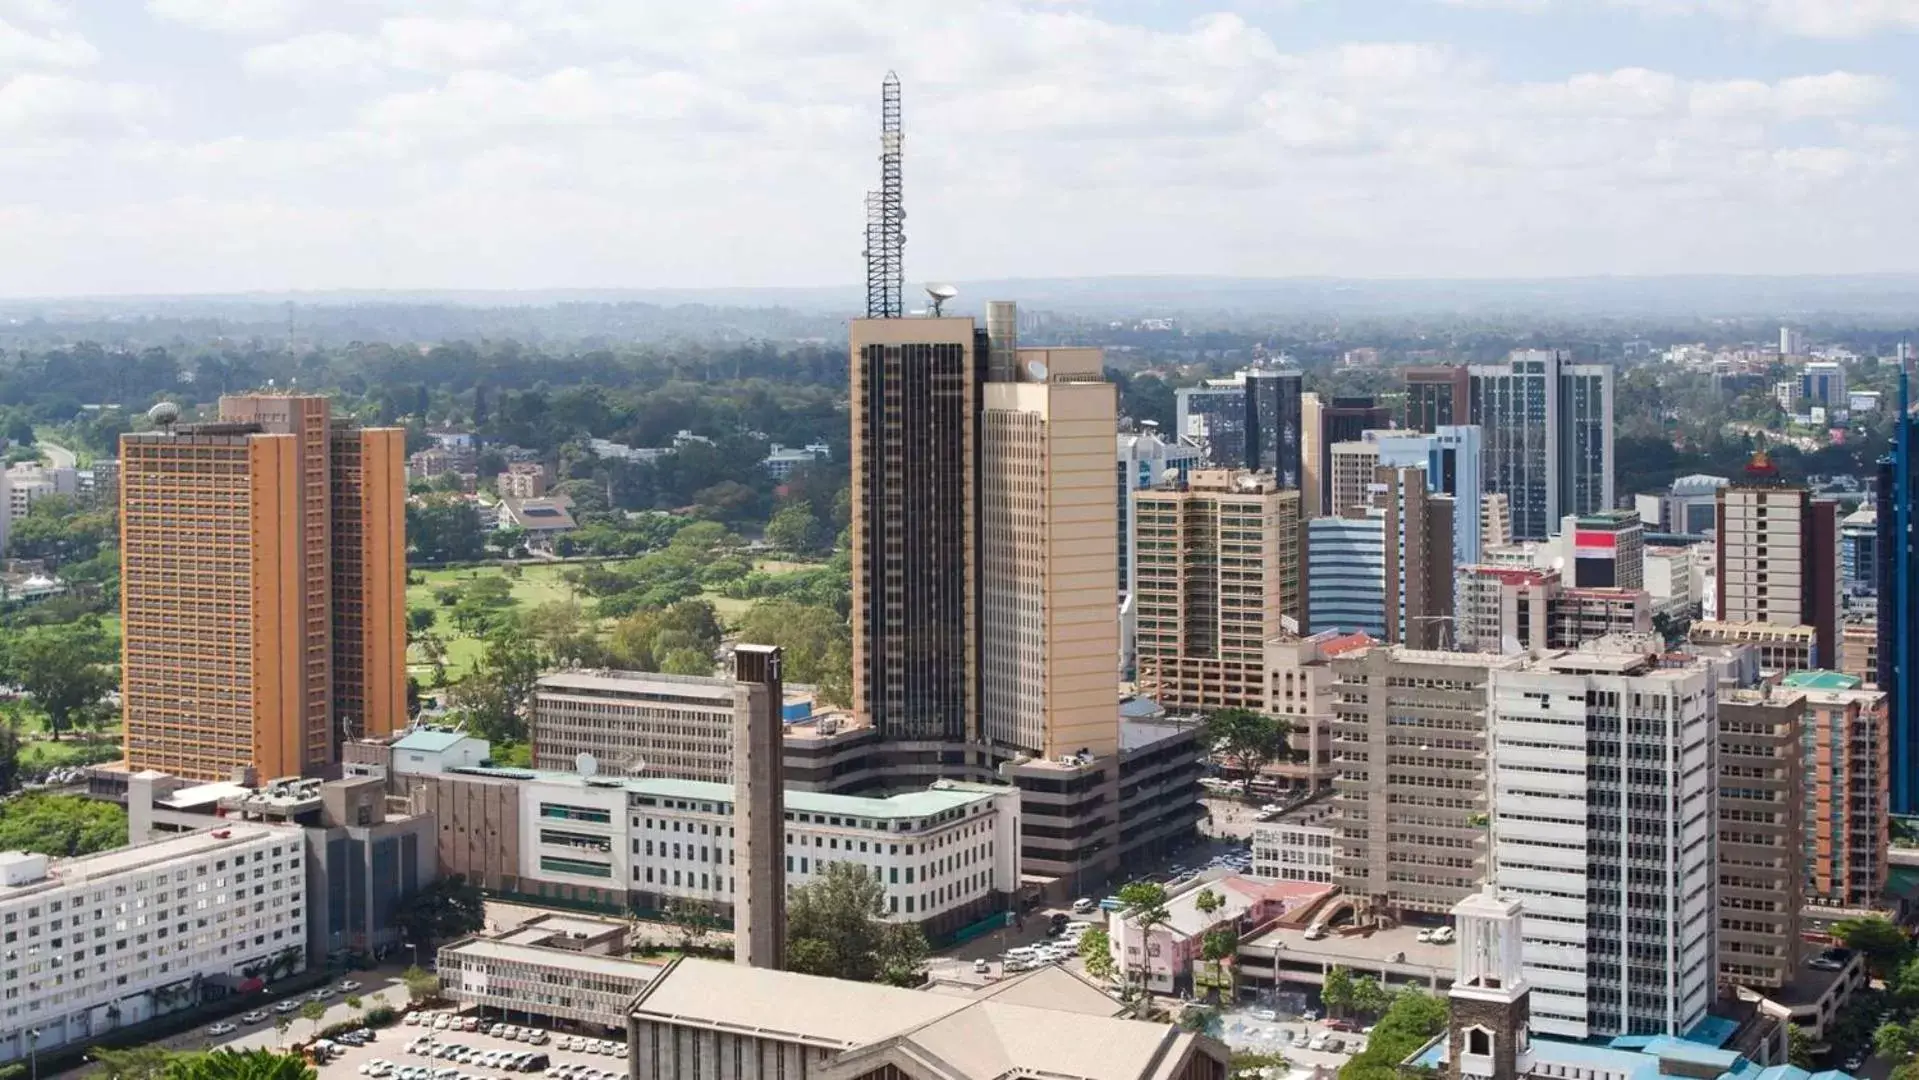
top-left (1, 0), bottom-right (1916, 296)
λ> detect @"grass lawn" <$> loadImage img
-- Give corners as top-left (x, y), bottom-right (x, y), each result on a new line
top-left (406, 556), bottom-right (828, 686)
top-left (21, 734), bottom-right (121, 772)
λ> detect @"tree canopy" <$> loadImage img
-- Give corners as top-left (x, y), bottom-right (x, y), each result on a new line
top-left (785, 861), bottom-right (929, 987)
top-left (0, 792), bottom-right (126, 856)
top-left (395, 874), bottom-right (487, 950)
top-left (1202, 707), bottom-right (1291, 779)
top-left (1835, 915), bottom-right (1912, 978)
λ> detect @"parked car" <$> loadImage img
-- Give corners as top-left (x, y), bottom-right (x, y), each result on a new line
top-left (241, 1011), bottom-right (268, 1024)
top-left (1326, 1019), bottom-right (1357, 1033)
top-left (274, 1001), bottom-right (302, 1014)
top-left (1291, 1032), bottom-right (1310, 1049)
top-left (1429, 927), bottom-right (1455, 944)
top-left (207, 1022), bottom-right (238, 1036)
top-left (974, 958), bottom-right (991, 974)
top-left (338, 980), bottom-right (362, 992)
top-left (1072, 898), bottom-right (1096, 914)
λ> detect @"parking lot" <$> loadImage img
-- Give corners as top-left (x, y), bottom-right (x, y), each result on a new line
top-left (144, 968), bottom-right (418, 1058)
top-left (314, 1012), bottom-right (629, 1080)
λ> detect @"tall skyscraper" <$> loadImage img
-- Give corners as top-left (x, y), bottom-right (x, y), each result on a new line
top-left (980, 323), bottom-right (1119, 760)
top-left (1877, 356), bottom-right (1919, 814)
top-left (1403, 365), bottom-right (1470, 433)
top-left (1133, 470), bottom-right (1300, 711)
top-left (849, 316), bottom-right (981, 748)
top-left (1490, 648), bottom-right (1716, 1039)
top-left (1173, 379), bottom-right (1243, 467)
top-left (1717, 457), bottom-right (1841, 668)
top-left (120, 395), bottom-right (405, 781)
top-left (1244, 367), bottom-right (1304, 487)
top-left (1172, 367), bottom-right (1303, 479)
top-left (1468, 350), bottom-right (1613, 541)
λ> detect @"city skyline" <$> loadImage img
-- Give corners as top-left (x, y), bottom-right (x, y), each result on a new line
top-left (3, 1), bottom-right (1919, 296)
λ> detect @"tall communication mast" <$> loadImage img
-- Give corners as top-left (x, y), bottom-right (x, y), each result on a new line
top-left (864, 72), bottom-right (905, 318)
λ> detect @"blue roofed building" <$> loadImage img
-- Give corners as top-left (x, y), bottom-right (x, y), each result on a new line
top-left (1400, 889), bottom-right (1861, 1080)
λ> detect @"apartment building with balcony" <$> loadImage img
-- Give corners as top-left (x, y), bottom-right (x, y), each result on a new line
top-left (1785, 672), bottom-right (1890, 909)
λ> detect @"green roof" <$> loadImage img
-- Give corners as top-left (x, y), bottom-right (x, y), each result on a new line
top-left (1781, 670), bottom-right (1863, 690)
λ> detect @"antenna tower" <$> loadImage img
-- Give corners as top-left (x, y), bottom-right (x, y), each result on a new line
top-left (864, 72), bottom-right (905, 318)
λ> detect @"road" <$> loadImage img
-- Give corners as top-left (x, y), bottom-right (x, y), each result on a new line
top-left (38, 440), bottom-right (76, 469)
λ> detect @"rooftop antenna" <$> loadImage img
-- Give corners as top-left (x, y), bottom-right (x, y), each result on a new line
top-left (863, 71), bottom-right (905, 318)
top-left (926, 283), bottom-right (956, 316)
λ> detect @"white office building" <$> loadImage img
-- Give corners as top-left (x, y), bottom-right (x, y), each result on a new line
top-left (468, 769), bottom-right (1020, 935)
top-left (0, 826), bottom-right (307, 1063)
top-left (1490, 648), bottom-right (1716, 1041)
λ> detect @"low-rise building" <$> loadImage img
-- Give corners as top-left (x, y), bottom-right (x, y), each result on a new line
top-left (626, 957), bottom-right (1232, 1080)
top-left (496, 464), bottom-right (550, 500)
top-left (0, 826), bottom-right (308, 1064)
top-left (412, 769), bottom-right (1020, 941)
top-left (1689, 620), bottom-right (1818, 672)
top-left (761, 442), bottom-right (831, 480)
top-left (498, 496), bottom-right (577, 546)
top-left (439, 923), bottom-right (663, 1034)
top-left (1108, 876), bottom-right (1332, 996)
top-left (1250, 794), bottom-right (1335, 883)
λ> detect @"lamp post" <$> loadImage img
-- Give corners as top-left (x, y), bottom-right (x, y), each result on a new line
top-left (27, 1027), bottom-right (40, 1080)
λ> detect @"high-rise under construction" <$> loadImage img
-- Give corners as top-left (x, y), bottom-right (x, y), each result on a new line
top-left (119, 393), bottom-right (405, 781)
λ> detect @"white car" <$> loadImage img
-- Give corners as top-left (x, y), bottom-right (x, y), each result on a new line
top-left (207, 1022), bottom-right (238, 1036)
top-left (1291, 1032), bottom-right (1310, 1049)
top-left (241, 1011), bottom-right (269, 1024)
top-left (405, 1013), bottom-right (423, 1026)
top-left (433, 1015), bottom-right (452, 1030)
top-left (1429, 927), bottom-right (1455, 944)
top-left (1250, 1009), bottom-right (1277, 1022)
top-left (1072, 898), bottom-right (1096, 914)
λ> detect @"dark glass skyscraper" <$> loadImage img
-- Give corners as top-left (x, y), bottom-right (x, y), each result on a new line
top-left (1878, 362), bottom-right (1919, 815)
top-left (1244, 368), bottom-right (1303, 488)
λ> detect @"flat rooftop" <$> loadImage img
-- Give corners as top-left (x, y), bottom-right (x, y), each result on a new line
top-left (497, 912), bottom-right (629, 946)
top-left (1, 824), bottom-right (286, 897)
top-left (442, 938), bottom-right (665, 984)
top-left (1241, 920), bottom-right (1455, 971)
top-left (450, 767), bottom-right (1008, 822)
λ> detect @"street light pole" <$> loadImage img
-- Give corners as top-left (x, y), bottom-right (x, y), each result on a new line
top-left (27, 1027), bottom-right (39, 1080)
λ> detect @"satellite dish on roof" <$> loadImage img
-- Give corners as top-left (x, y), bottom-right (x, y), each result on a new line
top-left (1025, 358), bottom-right (1049, 382)
top-left (576, 752), bottom-right (598, 778)
top-left (926, 283), bottom-right (958, 316)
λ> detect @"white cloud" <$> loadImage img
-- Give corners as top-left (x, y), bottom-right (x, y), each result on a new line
top-left (0, 16), bottom-right (94, 66)
top-left (1445, 0), bottom-right (1919, 36)
top-left (1, 0), bottom-right (1916, 293)
top-left (145, 0), bottom-right (303, 35)
top-left (244, 17), bottom-right (523, 82)
top-left (0, 74), bottom-right (155, 136)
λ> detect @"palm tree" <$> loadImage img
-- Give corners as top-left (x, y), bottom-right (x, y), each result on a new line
top-left (163, 1048), bottom-right (316, 1080)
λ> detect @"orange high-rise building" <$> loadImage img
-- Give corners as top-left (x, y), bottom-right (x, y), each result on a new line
top-left (120, 395), bottom-right (405, 782)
